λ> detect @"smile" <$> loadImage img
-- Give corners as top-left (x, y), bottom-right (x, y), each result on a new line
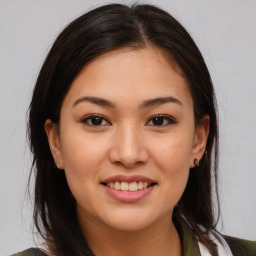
top-left (105, 181), bottom-right (153, 192)
top-left (101, 175), bottom-right (157, 202)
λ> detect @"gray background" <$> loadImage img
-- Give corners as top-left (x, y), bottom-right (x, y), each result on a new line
top-left (1, 0), bottom-right (255, 255)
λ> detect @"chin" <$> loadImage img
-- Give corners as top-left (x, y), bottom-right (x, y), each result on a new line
top-left (106, 218), bottom-right (153, 232)
top-left (100, 207), bottom-right (167, 232)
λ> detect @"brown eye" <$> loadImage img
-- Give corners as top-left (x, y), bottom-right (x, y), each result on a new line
top-left (146, 115), bottom-right (176, 126)
top-left (82, 115), bottom-right (110, 126)
top-left (152, 116), bottom-right (165, 126)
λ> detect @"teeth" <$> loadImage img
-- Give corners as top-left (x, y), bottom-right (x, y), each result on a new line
top-left (129, 182), bottom-right (138, 192)
top-left (106, 181), bottom-right (153, 191)
top-left (138, 181), bottom-right (143, 189)
top-left (143, 182), bottom-right (148, 189)
top-left (114, 181), bottom-right (121, 190)
top-left (120, 182), bottom-right (129, 191)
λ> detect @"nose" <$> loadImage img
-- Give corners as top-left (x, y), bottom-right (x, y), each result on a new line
top-left (109, 124), bottom-right (149, 168)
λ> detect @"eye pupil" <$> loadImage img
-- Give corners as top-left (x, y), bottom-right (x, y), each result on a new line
top-left (152, 116), bottom-right (164, 126)
top-left (91, 116), bottom-right (103, 125)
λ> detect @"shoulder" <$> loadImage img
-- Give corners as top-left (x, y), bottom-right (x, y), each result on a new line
top-left (10, 248), bottom-right (48, 256)
top-left (222, 234), bottom-right (256, 256)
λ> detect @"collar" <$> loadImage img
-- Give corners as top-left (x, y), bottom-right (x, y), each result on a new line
top-left (173, 214), bottom-right (201, 256)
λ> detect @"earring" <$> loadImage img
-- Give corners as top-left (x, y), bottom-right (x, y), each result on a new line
top-left (193, 158), bottom-right (200, 166)
top-left (55, 162), bottom-right (60, 169)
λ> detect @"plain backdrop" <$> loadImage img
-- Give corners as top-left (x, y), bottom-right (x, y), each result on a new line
top-left (0, 0), bottom-right (256, 255)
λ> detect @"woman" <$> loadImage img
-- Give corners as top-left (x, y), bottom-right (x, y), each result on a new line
top-left (12, 3), bottom-right (255, 256)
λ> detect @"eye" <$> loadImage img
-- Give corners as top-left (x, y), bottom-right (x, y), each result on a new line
top-left (146, 115), bottom-right (177, 127)
top-left (81, 114), bottom-right (111, 126)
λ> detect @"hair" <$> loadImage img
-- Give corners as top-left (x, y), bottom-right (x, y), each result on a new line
top-left (28, 3), bottom-right (219, 256)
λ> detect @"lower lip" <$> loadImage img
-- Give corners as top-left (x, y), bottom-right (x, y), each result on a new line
top-left (102, 185), bottom-right (155, 202)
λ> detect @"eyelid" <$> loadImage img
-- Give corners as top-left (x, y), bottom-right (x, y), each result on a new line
top-left (80, 113), bottom-right (176, 127)
top-left (146, 114), bottom-right (177, 126)
top-left (81, 114), bottom-right (111, 126)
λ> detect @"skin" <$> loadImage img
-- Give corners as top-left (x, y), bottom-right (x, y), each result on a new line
top-left (45, 47), bottom-right (209, 256)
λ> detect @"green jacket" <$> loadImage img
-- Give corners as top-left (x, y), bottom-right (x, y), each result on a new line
top-left (175, 215), bottom-right (256, 256)
top-left (11, 217), bottom-right (256, 256)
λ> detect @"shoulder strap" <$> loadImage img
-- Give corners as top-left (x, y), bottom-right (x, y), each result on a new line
top-left (223, 235), bottom-right (256, 256)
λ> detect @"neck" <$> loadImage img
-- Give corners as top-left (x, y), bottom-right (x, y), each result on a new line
top-left (79, 214), bottom-right (182, 256)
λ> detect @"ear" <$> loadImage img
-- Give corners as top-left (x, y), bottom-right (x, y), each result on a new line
top-left (45, 119), bottom-right (64, 169)
top-left (190, 115), bottom-right (210, 168)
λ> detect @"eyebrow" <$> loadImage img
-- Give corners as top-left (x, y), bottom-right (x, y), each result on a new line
top-left (72, 96), bottom-right (116, 108)
top-left (72, 96), bottom-right (182, 108)
top-left (139, 96), bottom-right (183, 108)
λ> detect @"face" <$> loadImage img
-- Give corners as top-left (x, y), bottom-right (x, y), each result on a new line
top-left (45, 47), bottom-right (208, 234)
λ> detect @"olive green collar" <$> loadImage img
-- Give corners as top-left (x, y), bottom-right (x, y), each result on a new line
top-left (174, 214), bottom-right (201, 256)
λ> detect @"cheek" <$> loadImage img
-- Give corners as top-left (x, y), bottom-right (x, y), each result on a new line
top-left (150, 131), bottom-right (193, 202)
top-left (60, 127), bottom-right (107, 169)
top-left (159, 149), bottom-right (190, 196)
top-left (59, 132), bottom-right (109, 210)
top-left (151, 130), bottom-right (194, 172)
top-left (59, 129), bottom-right (110, 195)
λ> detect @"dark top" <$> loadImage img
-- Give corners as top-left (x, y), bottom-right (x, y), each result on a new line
top-left (11, 217), bottom-right (256, 256)
top-left (11, 248), bottom-right (47, 256)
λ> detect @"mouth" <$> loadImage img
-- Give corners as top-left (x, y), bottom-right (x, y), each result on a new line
top-left (101, 181), bottom-right (156, 192)
top-left (101, 176), bottom-right (157, 202)
top-left (100, 175), bottom-right (157, 195)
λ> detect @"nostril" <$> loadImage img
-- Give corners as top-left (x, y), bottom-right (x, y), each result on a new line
top-left (108, 140), bottom-right (149, 168)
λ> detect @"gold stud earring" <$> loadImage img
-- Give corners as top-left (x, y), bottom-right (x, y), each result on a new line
top-left (193, 158), bottom-right (200, 166)
top-left (55, 162), bottom-right (60, 169)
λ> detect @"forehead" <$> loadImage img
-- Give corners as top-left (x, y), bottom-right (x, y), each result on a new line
top-left (79, 46), bottom-right (185, 81)
top-left (62, 46), bottom-right (192, 108)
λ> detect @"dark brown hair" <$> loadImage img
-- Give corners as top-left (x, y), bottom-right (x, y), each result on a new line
top-left (28, 3), bottom-right (219, 255)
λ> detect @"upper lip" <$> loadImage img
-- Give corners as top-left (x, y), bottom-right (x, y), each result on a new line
top-left (101, 175), bottom-right (157, 184)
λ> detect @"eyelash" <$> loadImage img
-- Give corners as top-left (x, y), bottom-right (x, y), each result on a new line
top-left (81, 114), bottom-right (110, 126)
top-left (81, 114), bottom-right (177, 127)
top-left (146, 114), bottom-right (177, 127)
